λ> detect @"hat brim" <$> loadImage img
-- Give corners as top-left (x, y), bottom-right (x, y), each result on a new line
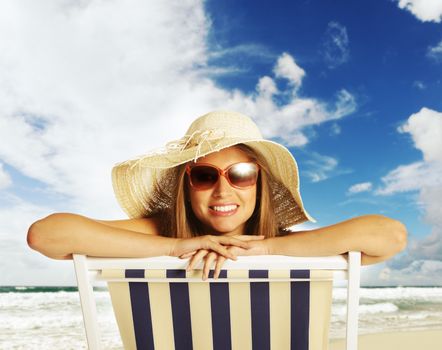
top-left (111, 138), bottom-right (316, 229)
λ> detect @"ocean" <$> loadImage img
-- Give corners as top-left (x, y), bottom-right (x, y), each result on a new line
top-left (1, 286), bottom-right (442, 349)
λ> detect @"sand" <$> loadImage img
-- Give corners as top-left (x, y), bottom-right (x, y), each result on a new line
top-left (329, 329), bottom-right (442, 350)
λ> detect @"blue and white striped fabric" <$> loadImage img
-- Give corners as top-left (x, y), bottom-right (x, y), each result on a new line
top-left (103, 268), bottom-right (333, 350)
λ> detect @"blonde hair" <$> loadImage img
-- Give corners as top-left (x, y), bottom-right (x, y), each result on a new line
top-left (151, 144), bottom-right (283, 238)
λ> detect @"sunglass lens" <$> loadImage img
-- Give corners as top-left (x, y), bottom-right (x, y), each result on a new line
top-left (228, 163), bottom-right (258, 187)
top-left (190, 166), bottom-right (219, 189)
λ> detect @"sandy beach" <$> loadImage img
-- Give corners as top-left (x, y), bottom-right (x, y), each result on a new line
top-left (329, 329), bottom-right (442, 350)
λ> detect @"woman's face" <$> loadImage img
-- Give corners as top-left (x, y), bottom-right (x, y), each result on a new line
top-left (187, 146), bottom-right (257, 236)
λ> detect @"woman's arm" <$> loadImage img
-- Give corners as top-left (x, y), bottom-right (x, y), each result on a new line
top-left (27, 213), bottom-right (256, 261)
top-left (266, 214), bottom-right (407, 266)
top-left (27, 213), bottom-right (175, 260)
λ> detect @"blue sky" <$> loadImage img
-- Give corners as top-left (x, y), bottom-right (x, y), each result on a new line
top-left (204, 0), bottom-right (442, 268)
top-left (0, 0), bottom-right (441, 286)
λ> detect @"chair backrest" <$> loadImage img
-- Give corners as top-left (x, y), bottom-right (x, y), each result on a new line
top-left (73, 252), bottom-right (361, 350)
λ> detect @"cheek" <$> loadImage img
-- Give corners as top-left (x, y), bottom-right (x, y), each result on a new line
top-left (243, 188), bottom-right (257, 212)
top-left (189, 191), bottom-right (207, 215)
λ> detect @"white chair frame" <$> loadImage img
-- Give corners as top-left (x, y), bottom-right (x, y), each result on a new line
top-left (73, 252), bottom-right (361, 350)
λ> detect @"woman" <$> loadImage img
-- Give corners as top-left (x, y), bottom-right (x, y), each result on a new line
top-left (27, 110), bottom-right (407, 281)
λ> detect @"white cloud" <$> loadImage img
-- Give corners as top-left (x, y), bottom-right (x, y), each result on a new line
top-left (333, 89), bottom-right (357, 119)
top-left (376, 107), bottom-right (442, 279)
top-left (398, 108), bottom-right (442, 162)
top-left (0, 193), bottom-right (66, 285)
top-left (201, 43), bottom-right (276, 77)
top-left (330, 123), bottom-right (341, 135)
top-left (378, 266), bottom-right (391, 281)
top-left (427, 40), bottom-right (442, 62)
top-left (320, 21), bottom-right (350, 69)
top-left (302, 152), bottom-right (352, 183)
top-left (377, 108), bottom-right (442, 195)
top-left (380, 260), bottom-right (442, 286)
top-left (0, 163), bottom-right (12, 190)
top-left (348, 182), bottom-right (372, 195)
top-left (250, 87), bottom-right (357, 147)
top-left (376, 161), bottom-right (439, 195)
top-left (208, 43), bottom-right (276, 61)
top-left (273, 52), bottom-right (305, 90)
top-left (413, 80), bottom-right (426, 90)
top-left (396, 0), bottom-right (442, 23)
top-left (420, 185), bottom-right (442, 229)
top-left (0, 0), bottom-right (357, 285)
top-left (256, 76), bottom-right (278, 98)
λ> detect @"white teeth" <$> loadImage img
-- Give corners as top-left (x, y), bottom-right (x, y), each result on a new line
top-left (212, 205), bottom-right (237, 212)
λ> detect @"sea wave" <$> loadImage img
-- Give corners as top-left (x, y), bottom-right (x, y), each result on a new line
top-left (1, 287), bottom-right (442, 348)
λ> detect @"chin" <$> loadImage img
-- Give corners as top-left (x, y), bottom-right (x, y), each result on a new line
top-left (212, 224), bottom-right (243, 235)
top-left (212, 227), bottom-right (235, 234)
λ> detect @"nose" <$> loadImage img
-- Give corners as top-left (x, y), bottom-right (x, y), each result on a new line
top-left (212, 174), bottom-right (233, 197)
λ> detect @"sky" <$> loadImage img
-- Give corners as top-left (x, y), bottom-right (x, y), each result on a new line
top-left (0, 0), bottom-right (441, 286)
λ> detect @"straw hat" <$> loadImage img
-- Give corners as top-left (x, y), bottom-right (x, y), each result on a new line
top-left (111, 110), bottom-right (315, 229)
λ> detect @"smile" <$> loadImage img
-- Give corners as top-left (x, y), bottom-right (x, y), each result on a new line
top-left (209, 204), bottom-right (239, 216)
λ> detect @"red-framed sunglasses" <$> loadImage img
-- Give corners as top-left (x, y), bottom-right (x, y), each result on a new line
top-left (185, 162), bottom-right (260, 190)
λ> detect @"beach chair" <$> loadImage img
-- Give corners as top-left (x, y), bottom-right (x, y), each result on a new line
top-left (73, 252), bottom-right (361, 350)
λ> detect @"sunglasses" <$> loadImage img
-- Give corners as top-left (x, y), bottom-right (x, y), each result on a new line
top-left (185, 162), bottom-right (260, 190)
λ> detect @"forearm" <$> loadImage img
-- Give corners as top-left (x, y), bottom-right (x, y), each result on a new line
top-left (267, 214), bottom-right (407, 265)
top-left (27, 213), bottom-right (175, 259)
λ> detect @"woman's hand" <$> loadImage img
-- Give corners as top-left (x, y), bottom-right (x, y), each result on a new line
top-left (170, 234), bottom-right (265, 262)
top-left (180, 237), bottom-right (269, 280)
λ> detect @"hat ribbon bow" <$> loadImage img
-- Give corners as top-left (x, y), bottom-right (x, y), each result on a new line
top-left (126, 128), bottom-right (226, 169)
top-left (165, 129), bottom-right (226, 162)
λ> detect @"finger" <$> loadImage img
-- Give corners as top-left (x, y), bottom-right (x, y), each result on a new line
top-left (226, 236), bottom-right (249, 249)
top-left (180, 251), bottom-right (196, 258)
top-left (203, 252), bottom-right (217, 280)
top-left (188, 249), bottom-right (208, 269)
top-left (216, 236), bottom-right (252, 250)
top-left (204, 235), bottom-right (248, 250)
top-left (214, 255), bottom-right (226, 279)
top-left (186, 249), bottom-right (209, 271)
top-left (207, 240), bottom-right (237, 260)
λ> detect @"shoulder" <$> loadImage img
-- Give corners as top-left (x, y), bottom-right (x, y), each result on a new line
top-left (94, 216), bottom-right (162, 236)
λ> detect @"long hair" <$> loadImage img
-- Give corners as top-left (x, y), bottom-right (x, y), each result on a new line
top-left (152, 144), bottom-right (281, 238)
